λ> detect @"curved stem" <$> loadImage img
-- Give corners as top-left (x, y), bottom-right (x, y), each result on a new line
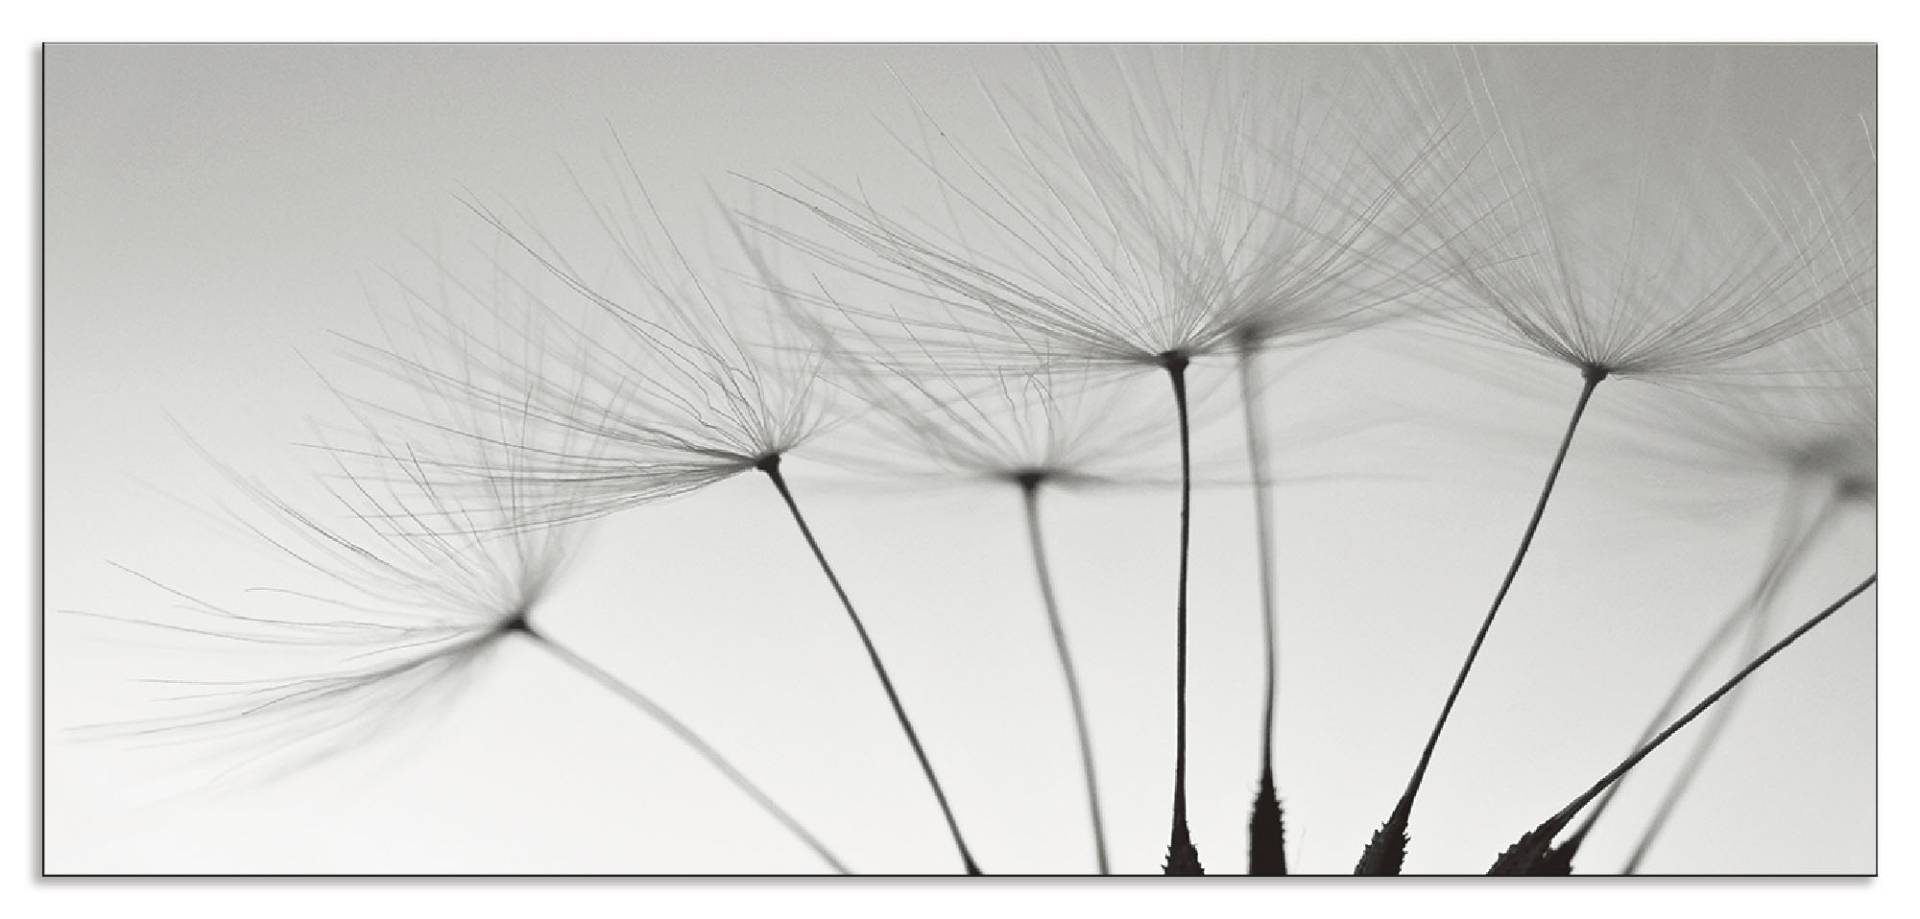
top-left (1393, 371), bottom-right (1603, 821)
top-left (514, 625), bottom-right (848, 874)
top-left (1236, 349), bottom-right (1281, 781)
top-left (1557, 574), bottom-right (1874, 827)
top-left (1560, 599), bottom-right (1749, 853)
top-left (1559, 489), bottom-right (1842, 863)
top-left (1619, 679), bottom-right (1742, 874)
top-left (1489, 573), bottom-right (1877, 874)
top-left (1237, 346), bottom-right (1289, 876)
top-left (1163, 356), bottom-right (1203, 874)
top-left (1019, 481), bottom-right (1109, 874)
top-left (1618, 492), bottom-right (1846, 873)
top-left (759, 457), bottom-right (980, 875)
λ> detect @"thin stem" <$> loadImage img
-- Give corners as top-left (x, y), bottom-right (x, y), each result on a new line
top-left (1557, 574), bottom-right (1874, 828)
top-left (1619, 678), bottom-right (1741, 874)
top-left (1237, 345), bottom-right (1288, 876)
top-left (1558, 489), bottom-right (1843, 863)
top-left (1619, 492), bottom-right (1847, 873)
top-left (1489, 573), bottom-right (1877, 874)
top-left (513, 624), bottom-right (849, 874)
top-left (1236, 349), bottom-right (1281, 780)
top-left (1395, 370), bottom-right (1604, 819)
top-left (1019, 479), bottom-right (1109, 875)
top-left (758, 456), bottom-right (981, 875)
top-left (1163, 354), bottom-right (1203, 875)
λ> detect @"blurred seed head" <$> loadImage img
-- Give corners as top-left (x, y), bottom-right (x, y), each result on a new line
top-left (1616, 307), bottom-right (1876, 516)
top-left (813, 311), bottom-right (1178, 489)
top-left (1591, 127), bottom-right (1875, 514)
top-left (71, 411), bottom-right (579, 783)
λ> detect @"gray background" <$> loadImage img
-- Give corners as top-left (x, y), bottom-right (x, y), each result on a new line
top-left (45, 44), bottom-right (1875, 874)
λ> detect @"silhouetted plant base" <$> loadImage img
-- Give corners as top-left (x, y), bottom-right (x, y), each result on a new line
top-left (1163, 354), bottom-right (1199, 879)
top-left (1248, 768), bottom-right (1289, 875)
top-left (1361, 371), bottom-right (1604, 874)
top-left (1488, 815), bottom-right (1575, 875)
top-left (1533, 834), bottom-right (1582, 875)
top-left (1237, 346), bottom-right (1291, 880)
top-left (1354, 803), bottom-right (1410, 875)
top-left (1165, 823), bottom-right (1205, 876)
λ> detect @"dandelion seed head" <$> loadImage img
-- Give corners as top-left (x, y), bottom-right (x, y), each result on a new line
top-left (759, 47), bottom-right (1453, 379)
top-left (72, 387), bottom-right (585, 782)
top-left (832, 347), bottom-right (1178, 490)
top-left (1628, 126), bottom-right (1876, 501)
top-left (1406, 54), bottom-right (1867, 385)
top-left (1600, 293), bottom-right (1874, 526)
top-left (336, 164), bottom-right (841, 528)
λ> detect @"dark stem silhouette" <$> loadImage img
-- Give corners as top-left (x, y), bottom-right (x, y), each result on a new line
top-left (1487, 572), bottom-right (1877, 874)
top-left (1618, 670), bottom-right (1743, 874)
top-left (1544, 491), bottom-right (1844, 873)
top-left (1357, 367), bottom-right (1605, 875)
top-left (758, 455), bottom-right (981, 876)
top-left (1236, 344), bottom-right (1288, 876)
top-left (1017, 475), bottom-right (1110, 875)
top-left (1618, 492), bottom-right (1846, 874)
top-left (1162, 353), bottom-right (1203, 876)
top-left (508, 620), bottom-right (848, 873)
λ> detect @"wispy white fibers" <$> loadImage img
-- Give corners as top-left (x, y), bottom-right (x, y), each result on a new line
top-left (1407, 51), bottom-right (1862, 384)
top-left (68, 420), bottom-right (576, 785)
top-left (813, 320), bottom-right (1184, 874)
top-left (766, 47), bottom-right (1453, 376)
top-left (345, 155), bottom-right (982, 873)
top-left (1353, 49), bottom-right (1865, 874)
top-left (70, 308), bottom-right (849, 870)
top-left (1542, 134), bottom-right (1876, 873)
top-left (812, 306), bottom-right (1179, 490)
top-left (334, 175), bottom-right (835, 530)
top-left (757, 45), bottom-right (1472, 875)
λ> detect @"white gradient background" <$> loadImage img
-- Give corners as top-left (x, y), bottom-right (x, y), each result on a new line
top-left (44, 44), bottom-right (1875, 875)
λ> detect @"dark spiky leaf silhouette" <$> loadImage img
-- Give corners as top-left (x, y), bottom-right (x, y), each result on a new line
top-left (1354, 802), bottom-right (1410, 875)
top-left (1351, 53), bottom-right (1863, 877)
top-left (1164, 824), bottom-right (1205, 876)
top-left (1532, 836), bottom-right (1581, 875)
top-left (1488, 814), bottom-right (1576, 876)
top-left (1247, 770), bottom-right (1289, 875)
top-left (768, 49), bottom-right (1459, 875)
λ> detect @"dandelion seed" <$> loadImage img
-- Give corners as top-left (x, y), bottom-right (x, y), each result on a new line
top-left (348, 161), bottom-right (982, 873)
top-left (336, 215), bottom-right (831, 529)
top-left (810, 324), bottom-right (1181, 875)
top-left (1354, 55), bottom-right (1864, 875)
top-left (762, 47), bottom-right (1466, 875)
top-left (1546, 240), bottom-right (1875, 875)
top-left (814, 322), bottom-right (1178, 493)
top-left (767, 48), bottom-right (1454, 377)
top-left (74, 415), bottom-right (848, 873)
